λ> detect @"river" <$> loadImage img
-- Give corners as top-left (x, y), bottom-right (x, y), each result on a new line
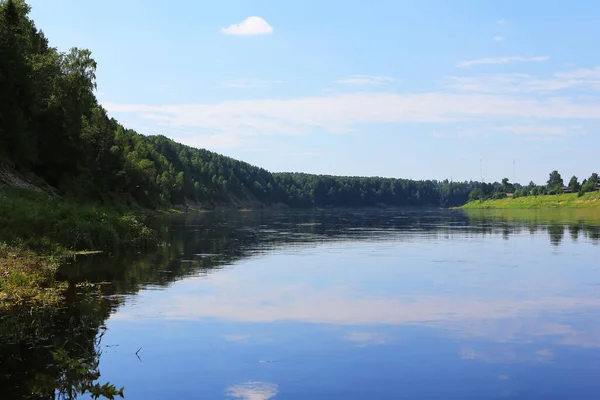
top-left (2, 208), bottom-right (600, 399)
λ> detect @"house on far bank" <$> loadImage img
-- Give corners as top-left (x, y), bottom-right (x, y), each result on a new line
top-left (506, 193), bottom-right (514, 198)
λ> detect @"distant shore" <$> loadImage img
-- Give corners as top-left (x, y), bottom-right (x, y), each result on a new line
top-left (459, 192), bottom-right (600, 209)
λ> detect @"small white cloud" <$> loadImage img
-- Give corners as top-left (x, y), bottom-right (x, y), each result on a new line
top-left (457, 56), bottom-right (549, 68)
top-left (222, 16), bottom-right (273, 35)
top-left (445, 64), bottom-right (600, 93)
top-left (554, 66), bottom-right (600, 80)
top-left (336, 75), bottom-right (396, 86)
top-left (286, 152), bottom-right (322, 157)
top-left (495, 125), bottom-right (576, 136)
top-left (493, 125), bottom-right (585, 141)
top-left (497, 19), bottom-right (506, 24)
top-left (221, 79), bottom-right (282, 89)
top-left (493, 36), bottom-right (504, 42)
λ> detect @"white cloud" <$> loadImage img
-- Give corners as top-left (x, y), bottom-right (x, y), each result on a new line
top-left (286, 152), bottom-right (322, 157)
top-left (497, 19), bottom-right (506, 25)
top-left (103, 62), bottom-right (600, 150)
top-left (491, 125), bottom-right (586, 141)
top-left (444, 74), bottom-right (575, 93)
top-left (554, 66), bottom-right (600, 80)
top-left (103, 92), bottom-right (600, 135)
top-left (445, 64), bottom-right (600, 93)
top-left (432, 130), bottom-right (490, 140)
top-left (221, 79), bottom-right (282, 89)
top-left (494, 125), bottom-right (580, 136)
top-left (457, 56), bottom-right (549, 68)
top-left (336, 75), bottom-right (396, 86)
top-left (221, 16), bottom-right (273, 35)
top-left (493, 36), bottom-right (504, 42)
top-left (169, 132), bottom-right (254, 150)
top-left (103, 91), bottom-right (600, 150)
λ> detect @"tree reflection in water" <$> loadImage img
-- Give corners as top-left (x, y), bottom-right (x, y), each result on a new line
top-left (0, 282), bottom-right (124, 399)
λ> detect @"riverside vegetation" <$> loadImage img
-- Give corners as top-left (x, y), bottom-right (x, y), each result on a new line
top-left (463, 170), bottom-right (600, 209)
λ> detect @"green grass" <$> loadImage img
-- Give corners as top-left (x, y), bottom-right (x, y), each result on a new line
top-left (462, 207), bottom-right (600, 225)
top-left (0, 245), bottom-right (67, 309)
top-left (0, 189), bottom-right (161, 310)
top-left (460, 191), bottom-right (600, 209)
top-left (0, 189), bottom-right (158, 253)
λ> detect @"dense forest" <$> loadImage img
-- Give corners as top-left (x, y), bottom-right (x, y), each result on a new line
top-left (6, 0), bottom-right (590, 210)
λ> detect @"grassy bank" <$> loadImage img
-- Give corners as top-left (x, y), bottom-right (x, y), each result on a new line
top-left (460, 192), bottom-right (600, 209)
top-left (0, 189), bottom-right (161, 310)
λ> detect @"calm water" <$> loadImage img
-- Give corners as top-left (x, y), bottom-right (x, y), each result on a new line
top-left (3, 208), bottom-right (600, 399)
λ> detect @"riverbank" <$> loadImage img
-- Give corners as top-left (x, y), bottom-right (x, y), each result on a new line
top-left (460, 192), bottom-right (600, 209)
top-left (0, 189), bottom-right (161, 310)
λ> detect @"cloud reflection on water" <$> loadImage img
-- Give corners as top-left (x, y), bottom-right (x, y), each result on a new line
top-left (112, 273), bottom-right (600, 349)
top-left (226, 381), bottom-right (278, 400)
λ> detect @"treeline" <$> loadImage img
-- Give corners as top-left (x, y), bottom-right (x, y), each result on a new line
top-left (0, 0), bottom-right (477, 209)
top-left (274, 173), bottom-right (476, 207)
top-left (468, 170), bottom-right (600, 202)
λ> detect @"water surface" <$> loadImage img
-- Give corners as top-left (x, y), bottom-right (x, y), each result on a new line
top-left (3, 208), bottom-right (600, 399)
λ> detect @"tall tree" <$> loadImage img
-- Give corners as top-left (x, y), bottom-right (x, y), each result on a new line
top-left (582, 172), bottom-right (599, 192)
top-left (547, 170), bottom-right (564, 194)
top-left (568, 176), bottom-right (581, 192)
top-left (500, 178), bottom-right (515, 193)
top-left (0, 0), bottom-right (36, 163)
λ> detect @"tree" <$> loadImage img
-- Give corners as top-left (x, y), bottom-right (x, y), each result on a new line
top-left (0, 0), bottom-right (37, 163)
top-left (568, 176), bottom-right (581, 192)
top-left (547, 170), bottom-right (564, 194)
top-left (500, 178), bottom-right (515, 194)
top-left (582, 173), bottom-right (599, 193)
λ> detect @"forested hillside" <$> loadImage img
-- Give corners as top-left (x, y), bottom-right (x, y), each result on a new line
top-left (0, 0), bottom-right (478, 208)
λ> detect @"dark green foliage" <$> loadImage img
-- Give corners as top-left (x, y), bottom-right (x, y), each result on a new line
top-left (500, 178), bottom-right (515, 194)
top-left (568, 175), bottom-right (581, 192)
top-left (0, 288), bottom-right (124, 399)
top-left (273, 173), bottom-right (477, 208)
top-left (582, 173), bottom-right (599, 193)
top-left (547, 170), bottom-right (564, 194)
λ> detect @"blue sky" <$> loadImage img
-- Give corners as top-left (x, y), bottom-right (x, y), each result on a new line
top-left (28, 0), bottom-right (600, 184)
